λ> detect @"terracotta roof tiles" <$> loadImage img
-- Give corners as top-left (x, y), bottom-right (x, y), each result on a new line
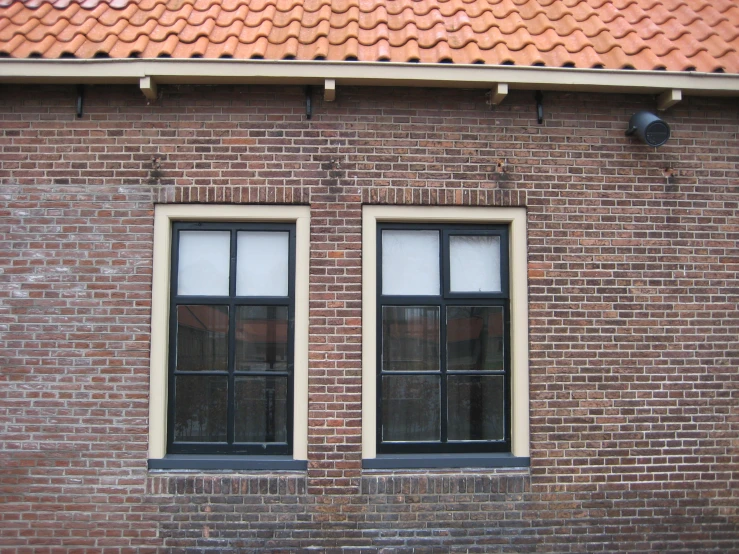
top-left (0, 0), bottom-right (737, 72)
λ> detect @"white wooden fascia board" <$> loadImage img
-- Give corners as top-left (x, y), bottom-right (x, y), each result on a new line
top-left (0, 59), bottom-right (738, 96)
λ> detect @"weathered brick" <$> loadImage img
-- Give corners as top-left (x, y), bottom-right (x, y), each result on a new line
top-left (0, 84), bottom-right (737, 553)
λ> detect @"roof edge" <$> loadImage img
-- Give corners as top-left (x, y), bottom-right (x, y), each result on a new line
top-left (1, 59), bottom-right (738, 96)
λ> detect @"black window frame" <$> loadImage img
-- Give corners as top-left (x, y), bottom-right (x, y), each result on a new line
top-left (376, 223), bottom-right (511, 455)
top-left (167, 221), bottom-right (296, 456)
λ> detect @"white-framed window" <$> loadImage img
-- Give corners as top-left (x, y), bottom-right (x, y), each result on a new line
top-left (148, 205), bottom-right (309, 469)
top-left (362, 206), bottom-right (529, 467)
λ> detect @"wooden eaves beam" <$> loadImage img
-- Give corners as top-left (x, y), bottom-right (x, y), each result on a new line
top-left (489, 83), bottom-right (508, 105)
top-left (140, 76), bottom-right (157, 100)
top-left (658, 89), bottom-right (681, 111)
top-left (324, 78), bottom-right (336, 101)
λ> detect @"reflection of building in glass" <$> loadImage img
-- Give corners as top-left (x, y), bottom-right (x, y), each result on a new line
top-left (235, 377), bottom-right (287, 443)
top-left (446, 376), bottom-right (504, 441)
top-left (174, 376), bottom-right (227, 443)
top-left (173, 304), bottom-right (289, 443)
top-left (447, 307), bottom-right (505, 372)
top-left (447, 307), bottom-right (505, 441)
top-left (235, 306), bottom-right (289, 371)
top-left (176, 305), bottom-right (229, 372)
top-left (382, 306), bottom-right (440, 371)
top-left (381, 305), bottom-right (506, 442)
top-left (382, 375), bottom-right (440, 442)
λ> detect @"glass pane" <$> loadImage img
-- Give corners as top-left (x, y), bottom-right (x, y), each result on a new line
top-left (382, 375), bottom-right (440, 442)
top-left (382, 230), bottom-right (440, 295)
top-left (234, 306), bottom-right (289, 371)
top-left (382, 306), bottom-right (440, 372)
top-left (178, 231), bottom-right (230, 296)
top-left (173, 375), bottom-right (227, 442)
top-left (236, 231), bottom-right (289, 296)
top-left (176, 305), bottom-right (229, 372)
top-left (447, 306), bottom-right (505, 372)
top-left (235, 376), bottom-right (288, 443)
top-left (449, 235), bottom-right (501, 292)
top-left (447, 375), bottom-right (505, 441)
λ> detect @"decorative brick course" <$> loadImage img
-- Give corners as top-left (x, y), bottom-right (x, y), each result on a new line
top-left (0, 84), bottom-right (737, 552)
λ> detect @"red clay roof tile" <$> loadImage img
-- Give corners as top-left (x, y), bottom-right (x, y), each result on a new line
top-left (0, 0), bottom-right (737, 72)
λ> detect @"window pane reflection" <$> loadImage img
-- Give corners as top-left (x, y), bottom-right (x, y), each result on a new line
top-left (447, 375), bottom-right (504, 441)
top-left (382, 306), bottom-right (439, 372)
top-left (236, 231), bottom-right (289, 297)
top-left (449, 235), bottom-right (501, 292)
top-left (382, 230), bottom-right (440, 295)
top-left (447, 306), bottom-right (504, 372)
top-left (177, 231), bottom-right (230, 296)
top-left (234, 377), bottom-right (288, 443)
top-left (176, 305), bottom-right (229, 372)
top-left (382, 375), bottom-right (440, 442)
top-left (234, 306), bottom-right (289, 371)
top-left (173, 376), bottom-right (227, 442)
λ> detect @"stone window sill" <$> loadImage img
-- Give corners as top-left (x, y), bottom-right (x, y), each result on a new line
top-left (362, 453), bottom-right (530, 470)
top-left (148, 455), bottom-right (307, 471)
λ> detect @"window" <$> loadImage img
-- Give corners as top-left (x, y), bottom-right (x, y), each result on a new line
top-left (148, 205), bottom-right (309, 469)
top-left (377, 224), bottom-right (510, 454)
top-left (362, 206), bottom-right (529, 467)
top-left (168, 222), bottom-right (295, 455)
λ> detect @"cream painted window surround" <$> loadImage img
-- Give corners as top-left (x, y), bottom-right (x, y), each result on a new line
top-left (148, 205), bottom-right (310, 462)
top-left (362, 206), bottom-right (530, 461)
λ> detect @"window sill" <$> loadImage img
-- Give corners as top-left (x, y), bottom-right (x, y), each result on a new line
top-left (148, 455), bottom-right (307, 471)
top-left (362, 453), bottom-right (530, 470)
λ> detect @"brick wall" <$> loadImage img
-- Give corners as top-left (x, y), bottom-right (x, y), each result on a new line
top-left (1, 84), bottom-right (737, 552)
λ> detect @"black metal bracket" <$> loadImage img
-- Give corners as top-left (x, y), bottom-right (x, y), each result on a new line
top-left (305, 85), bottom-right (312, 120)
top-left (535, 90), bottom-right (543, 124)
top-left (76, 85), bottom-right (85, 118)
